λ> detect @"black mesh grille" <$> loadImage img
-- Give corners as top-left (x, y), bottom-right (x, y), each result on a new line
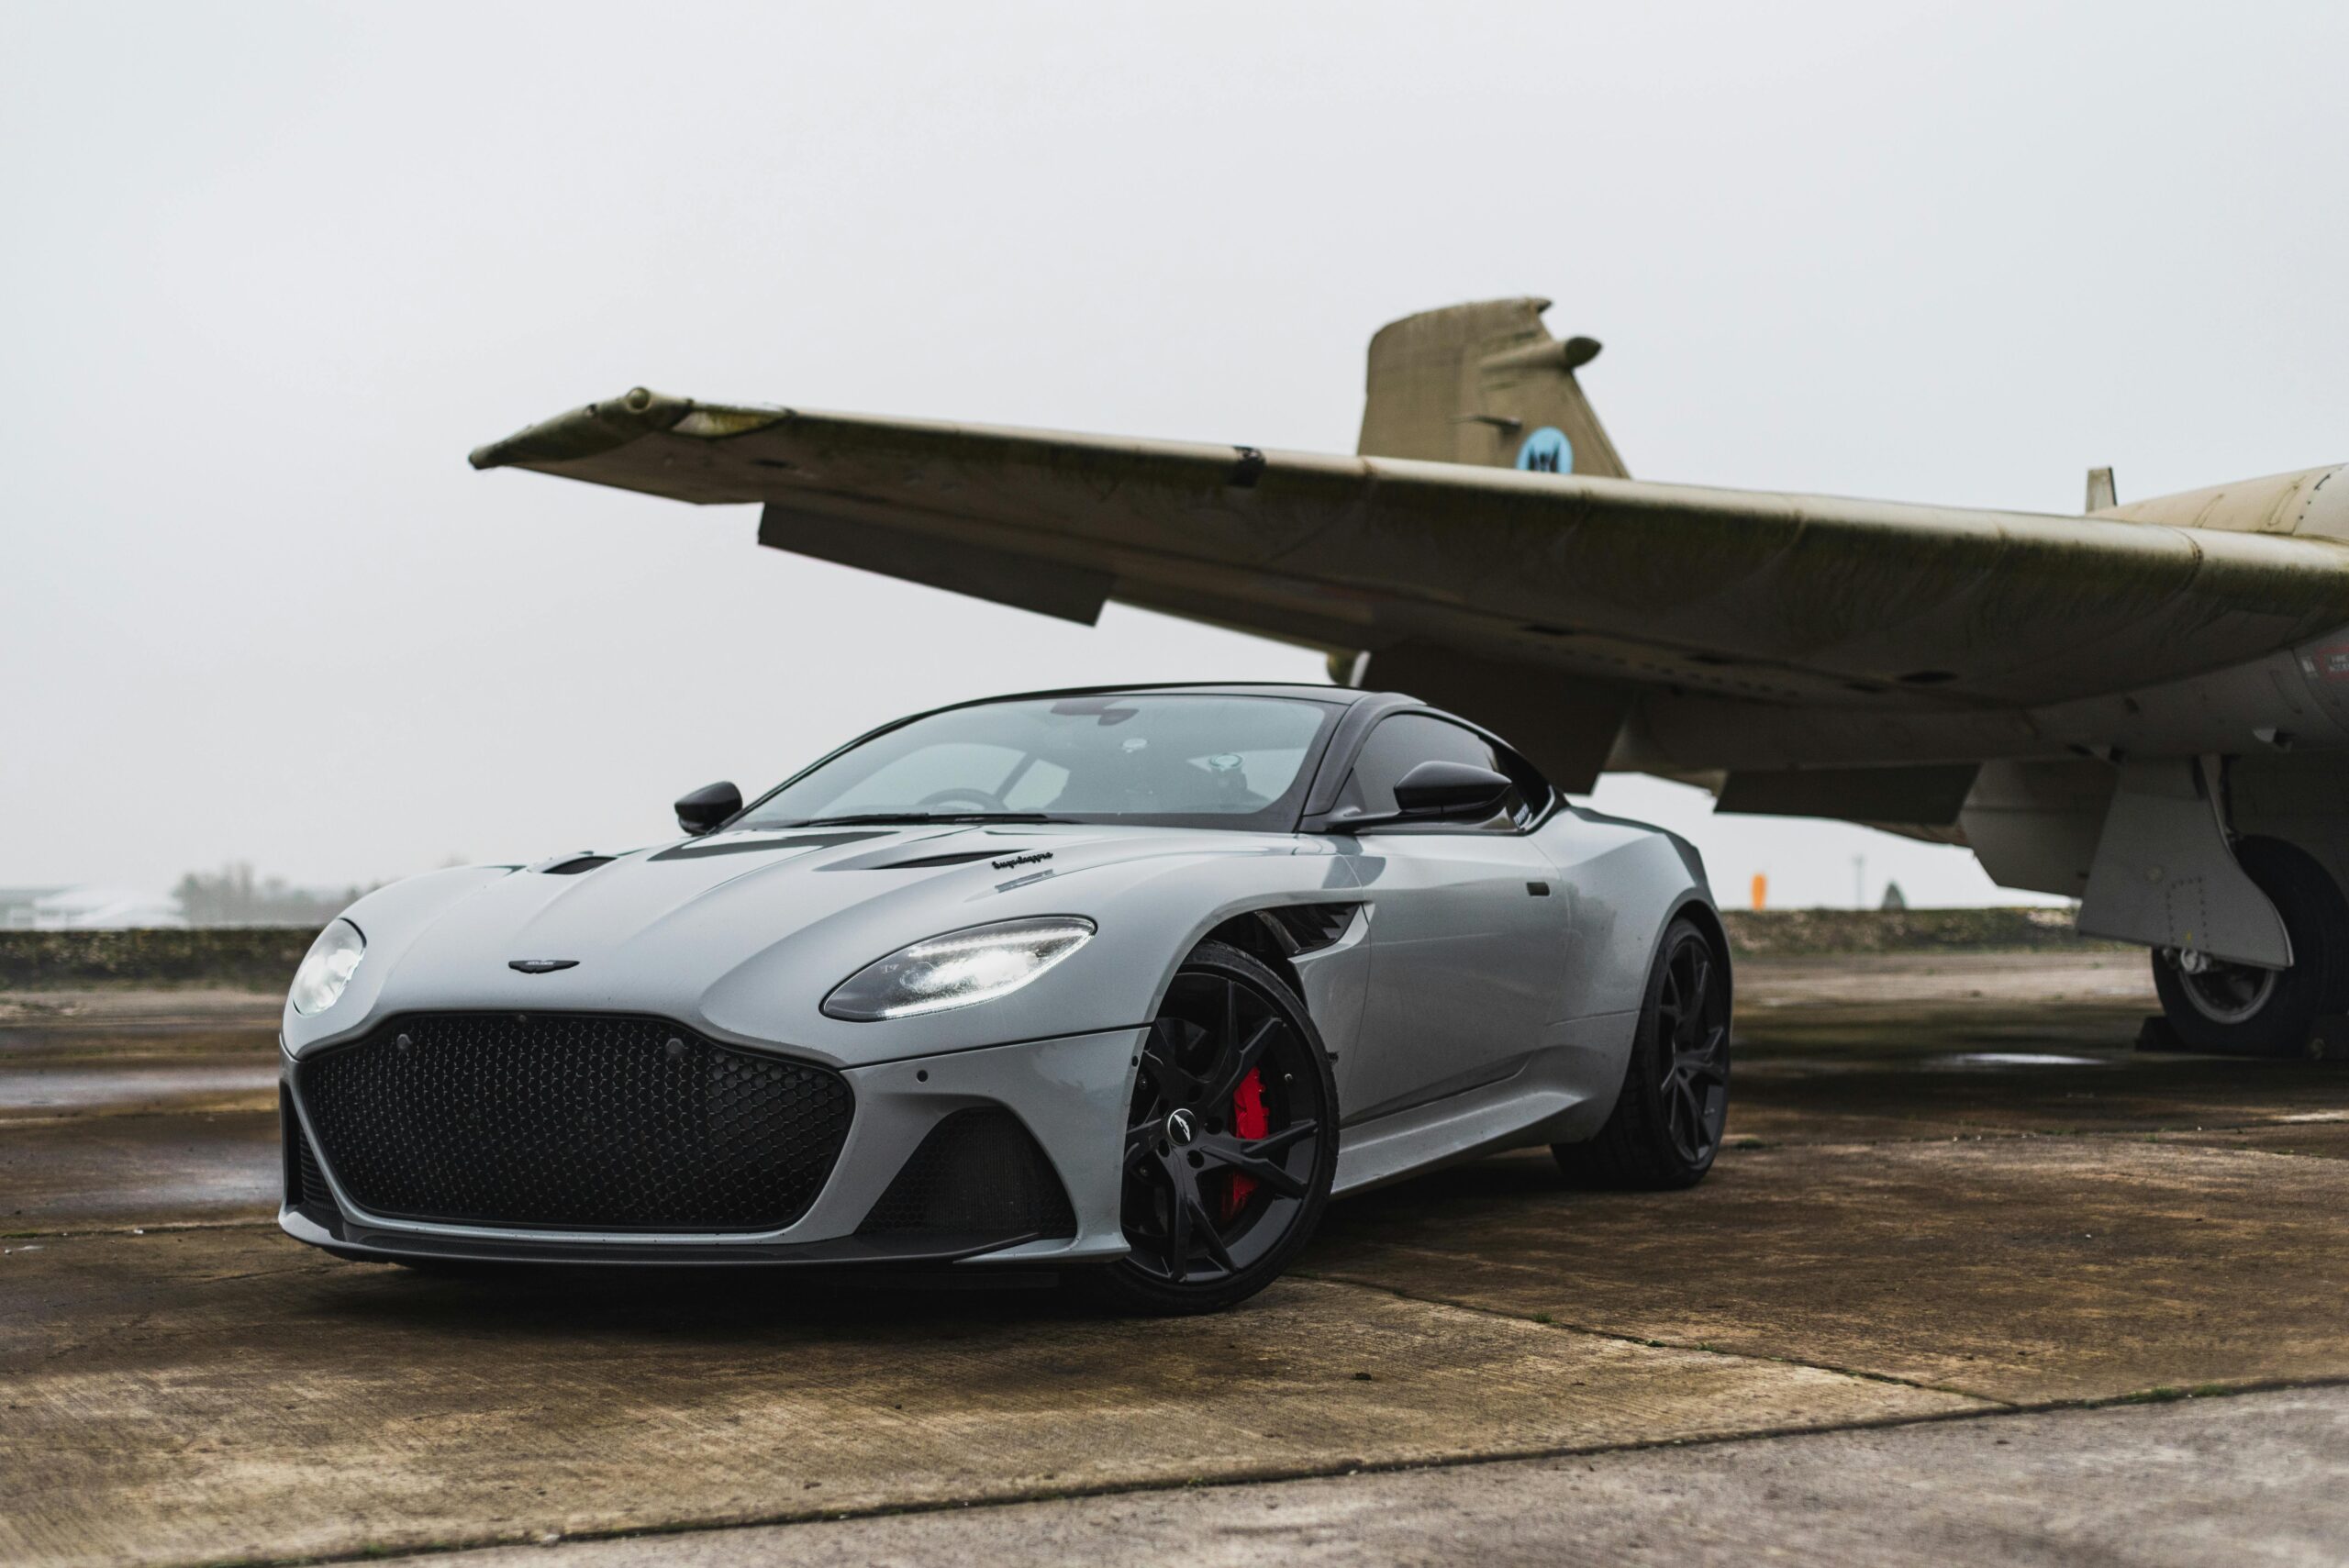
top-left (295, 1013), bottom-right (852, 1231)
top-left (859, 1108), bottom-right (1076, 1239)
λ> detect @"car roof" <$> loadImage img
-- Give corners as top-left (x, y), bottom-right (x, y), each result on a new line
top-left (939, 681), bottom-right (1395, 709)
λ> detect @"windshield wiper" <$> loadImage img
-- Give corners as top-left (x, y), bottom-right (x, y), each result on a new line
top-left (767, 812), bottom-right (1069, 828)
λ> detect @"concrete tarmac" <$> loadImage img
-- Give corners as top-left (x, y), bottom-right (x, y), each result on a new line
top-left (393, 1385), bottom-right (2349, 1568)
top-left (5, 951), bottom-right (2347, 1566)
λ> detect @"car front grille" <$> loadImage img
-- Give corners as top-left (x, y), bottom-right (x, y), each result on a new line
top-left (295, 1013), bottom-right (852, 1232)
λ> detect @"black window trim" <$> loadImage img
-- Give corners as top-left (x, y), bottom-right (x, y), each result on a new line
top-left (704, 683), bottom-right (1554, 843)
top-left (1296, 704), bottom-right (1559, 837)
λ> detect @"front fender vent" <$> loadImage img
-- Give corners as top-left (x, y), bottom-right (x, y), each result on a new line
top-left (1259, 902), bottom-right (1360, 955)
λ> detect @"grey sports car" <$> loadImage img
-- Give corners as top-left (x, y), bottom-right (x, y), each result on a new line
top-left (279, 684), bottom-right (1731, 1312)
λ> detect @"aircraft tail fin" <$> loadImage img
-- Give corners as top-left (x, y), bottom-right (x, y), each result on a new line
top-left (1356, 296), bottom-right (1629, 478)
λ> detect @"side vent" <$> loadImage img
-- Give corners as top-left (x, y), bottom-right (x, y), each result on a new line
top-left (540, 854), bottom-right (615, 876)
top-left (1257, 903), bottom-right (1361, 955)
top-left (280, 1087), bottom-right (334, 1223)
top-left (858, 1108), bottom-right (1076, 1240)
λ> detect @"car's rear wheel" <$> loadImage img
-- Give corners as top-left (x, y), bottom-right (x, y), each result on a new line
top-left (1553, 916), bottom-right (1731, 1190)
top-left (1083, 940), bottom-right (1338, 1316)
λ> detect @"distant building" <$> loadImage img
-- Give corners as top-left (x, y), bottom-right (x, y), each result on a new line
top-left (0, 888), bottom-right (56, 929)
top-left (3, 886), bottom-right (187, 929)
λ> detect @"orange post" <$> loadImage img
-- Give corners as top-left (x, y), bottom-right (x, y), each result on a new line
top-left (1750, 873), bottom-right (1768, 911)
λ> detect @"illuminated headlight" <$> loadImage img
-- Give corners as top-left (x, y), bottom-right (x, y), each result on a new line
top-left (822, 917), bottom-right (1096, 1021)
top-left (289, 918), bottom-right (365, 1017)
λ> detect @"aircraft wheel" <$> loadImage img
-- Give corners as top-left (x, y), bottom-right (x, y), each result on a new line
top-left (2152, 837), bottom-right (2349, 1057)
top-left (1553, 916), bottom-right (1731, 1189)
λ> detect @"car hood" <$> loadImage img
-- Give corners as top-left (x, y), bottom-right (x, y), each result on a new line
top-left (290, 821), bottom-right (1344, 1066)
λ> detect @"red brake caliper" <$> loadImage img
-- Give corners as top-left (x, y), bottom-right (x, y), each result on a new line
top-left (1221, 1067), bottom-right (1268, 1220)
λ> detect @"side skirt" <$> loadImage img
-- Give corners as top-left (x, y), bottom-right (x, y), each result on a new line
top-left (1331, 1013), bottom-right (1635, 1196)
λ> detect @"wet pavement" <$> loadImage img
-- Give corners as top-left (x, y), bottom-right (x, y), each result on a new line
top-left (5, 952), bottom-right (2347, 1566)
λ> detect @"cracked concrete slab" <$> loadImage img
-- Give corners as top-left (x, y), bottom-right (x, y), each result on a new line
top-left (1307, 1136), bottom-right (2349, 1404)
top-left (384, 1385), bottom-right (2349, 1568)
top-left (0, 1230), bottom-right (1976, 1568)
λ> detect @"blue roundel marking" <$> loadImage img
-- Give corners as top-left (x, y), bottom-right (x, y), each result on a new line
top-left (1515, 426), bottom-right (1572, 473)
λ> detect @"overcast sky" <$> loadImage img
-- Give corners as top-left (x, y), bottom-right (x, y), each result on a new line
top-left (7, 2), bottom-right (2346, 908)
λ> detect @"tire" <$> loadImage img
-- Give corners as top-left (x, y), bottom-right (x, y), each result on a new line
top-left (2152, 837), bottom-right (2349, 1058)
top-left (1081, 940), bottom-right (1340, 1316)
top-left (1553, 916), bottom-right (1731, 1190)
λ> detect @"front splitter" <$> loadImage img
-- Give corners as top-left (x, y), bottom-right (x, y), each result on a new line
top-left (280, 1205), bottom-right (1053, 1268)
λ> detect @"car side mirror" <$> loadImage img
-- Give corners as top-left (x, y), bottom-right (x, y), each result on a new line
top-left (674, 781), bottom-right (742, 837)
top-left (1391, 761), bottom-right (1512, 820)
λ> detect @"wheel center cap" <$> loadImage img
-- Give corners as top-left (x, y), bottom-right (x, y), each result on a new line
top-left (1164, 1107), bottom-right (1198, 1146)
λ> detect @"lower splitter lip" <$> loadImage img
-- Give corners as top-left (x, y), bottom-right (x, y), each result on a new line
top-left (281, 1204), bottom-right (1053, 1267)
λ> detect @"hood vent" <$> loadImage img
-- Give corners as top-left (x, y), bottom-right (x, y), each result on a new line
top-left (540, 854), bottom-right (615, 876)
top-left (820, 840), bottom-right (1050, 872)
top-left (648, 830), bottom-right (890, 862)
top-left (868, 849), bottom-right (1005, 869)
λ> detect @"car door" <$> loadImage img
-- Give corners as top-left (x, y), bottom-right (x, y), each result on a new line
top-left (1334, 714), bottom-right (1570, 1121)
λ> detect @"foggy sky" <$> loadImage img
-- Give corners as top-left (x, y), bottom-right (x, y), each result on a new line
top-left (7, 2), bottom-right (2346, 908)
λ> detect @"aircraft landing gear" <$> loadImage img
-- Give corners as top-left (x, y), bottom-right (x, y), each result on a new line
top-left (2149, 837), bottom-right (2349, 1057)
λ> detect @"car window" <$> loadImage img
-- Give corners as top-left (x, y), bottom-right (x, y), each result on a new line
top-left (805, 742), bottom-right (1029, 817)
top-left (999, 757), bottom-right (1070, 812)
top-left (1336, 713), bottom-right (1527, 830)
top-left (1495, 744), bottom-right (1553, 822)
top-left (737, 694), bottom-right (1341, 833)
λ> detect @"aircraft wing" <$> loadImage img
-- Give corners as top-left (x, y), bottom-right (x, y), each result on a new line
top-left (472, 389), bottom-right (2349, 762)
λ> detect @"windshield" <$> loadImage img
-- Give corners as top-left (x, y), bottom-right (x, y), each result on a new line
top-left (738, 693), bottom-right (1341, 833)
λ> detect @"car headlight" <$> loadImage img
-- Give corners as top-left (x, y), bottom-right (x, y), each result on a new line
top-left (289, 918), bottom-right (365, 1016)
top-left (822, 917), bottom-right (1096, 1021)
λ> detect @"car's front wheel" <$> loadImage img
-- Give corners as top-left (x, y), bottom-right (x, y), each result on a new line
top-left (1083, 940), bottom-right (1339, 1316)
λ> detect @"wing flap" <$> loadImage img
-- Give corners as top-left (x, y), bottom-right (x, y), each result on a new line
top-left (757, 503), bottom-right (1113, 626)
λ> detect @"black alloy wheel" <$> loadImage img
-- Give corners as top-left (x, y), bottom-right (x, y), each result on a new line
top-left (1655, 929), bottom-right (1731, 1167)
top-left (1085, 940), bottom-right (1338, 1315)
top-left (1554, 916), bottom-right (1731, 1189)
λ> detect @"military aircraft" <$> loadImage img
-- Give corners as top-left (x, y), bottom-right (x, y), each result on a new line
top-left (472, 297), bottom-right (2349, 1060)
